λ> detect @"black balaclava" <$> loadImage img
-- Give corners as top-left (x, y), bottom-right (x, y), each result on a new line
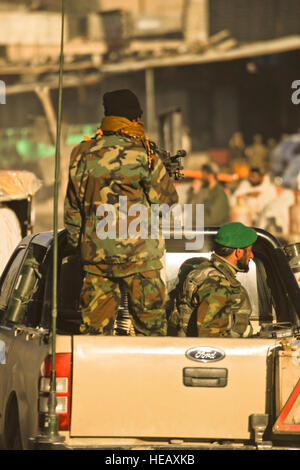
top-left (103, 89), bottom-right (143, 121)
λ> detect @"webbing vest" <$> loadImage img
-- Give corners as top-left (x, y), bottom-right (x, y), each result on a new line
top-left (174, 255), bottom-right (252, 337)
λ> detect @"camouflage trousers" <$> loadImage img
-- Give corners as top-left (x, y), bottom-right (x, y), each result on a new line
top-left (79, 269), bottom-right (167, 336)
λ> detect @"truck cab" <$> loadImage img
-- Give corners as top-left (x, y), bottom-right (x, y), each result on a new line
top-left (0, 228), bottom-right (299, 450)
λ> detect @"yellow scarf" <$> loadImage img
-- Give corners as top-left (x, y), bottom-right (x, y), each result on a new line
top-left (84, 116), bottom-right (155, 167)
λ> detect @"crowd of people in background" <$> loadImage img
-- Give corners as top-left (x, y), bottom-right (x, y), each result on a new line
top-left (228, 130), bottom-right (300, 190)
top-left (183, 130), bottom-right (300, 241)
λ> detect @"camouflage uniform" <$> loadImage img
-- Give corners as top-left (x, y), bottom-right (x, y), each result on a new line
top-left (64, 123), bottom-right (178, 335)
top-left (80, 270), bottom-right (166, 335)
top-left (170, 253), bottom-right (252, 337)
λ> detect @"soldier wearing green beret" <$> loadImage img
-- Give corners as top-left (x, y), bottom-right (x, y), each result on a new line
top-left (170, 222), bottom-right (257, 337)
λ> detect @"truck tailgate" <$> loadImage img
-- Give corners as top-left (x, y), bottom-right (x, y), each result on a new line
top-left (70, 336), bottom-right (275, 439)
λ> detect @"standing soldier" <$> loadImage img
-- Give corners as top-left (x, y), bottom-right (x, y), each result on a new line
top-left (186, 164), bottom-right (230, 226)
top-left (169, 222), bottom-right (257, 337)
top-left (64, 89), bottom-right (178, 335)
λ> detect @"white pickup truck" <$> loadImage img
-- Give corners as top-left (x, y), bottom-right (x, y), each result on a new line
top-left (0, 228), bottom-right (300, 450)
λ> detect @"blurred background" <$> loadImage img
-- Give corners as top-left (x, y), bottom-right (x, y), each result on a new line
top-left (1, 0), bottom-right (300, 256)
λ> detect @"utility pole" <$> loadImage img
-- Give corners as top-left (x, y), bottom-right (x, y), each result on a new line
top-left (145, 67), bottom-right (156, 139)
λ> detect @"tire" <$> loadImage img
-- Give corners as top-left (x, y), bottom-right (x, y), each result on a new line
top-left (4, 394), bottom-right (23, 450)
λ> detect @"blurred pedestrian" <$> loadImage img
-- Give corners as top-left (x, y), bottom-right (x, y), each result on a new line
top-left (228, 131), bottom-right (249, 179)
top-left (266, 137), bottom-right (277, 172)
top-left (187, 164), bottom-right (230, 226)
top-left (245, 134), bottom-right (269, 174)
top-left (270, 132), bottom-right (300, 189)
top-left (230, 167), bottom-right (277, 226)
top-left (0, 204), bottom-right (22, 275)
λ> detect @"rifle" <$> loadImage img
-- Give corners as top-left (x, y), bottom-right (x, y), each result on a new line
top-left (155, 146), bottom-right (187, 180)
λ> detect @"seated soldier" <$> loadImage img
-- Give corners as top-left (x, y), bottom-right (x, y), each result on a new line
top-left (169, 222), bottom-right (257, 337)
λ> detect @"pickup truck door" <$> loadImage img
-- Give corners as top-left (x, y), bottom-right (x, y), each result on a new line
top-left (70, 336), bottom-right (276, 440)
top-left (0, 243), bottom-right (49, 447)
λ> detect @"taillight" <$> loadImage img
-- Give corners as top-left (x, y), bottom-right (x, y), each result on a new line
top-left (39, 353), bottom-right (72, 431)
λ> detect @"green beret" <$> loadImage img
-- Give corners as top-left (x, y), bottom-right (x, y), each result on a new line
top-left (215, 222), bottom-right (257, 248)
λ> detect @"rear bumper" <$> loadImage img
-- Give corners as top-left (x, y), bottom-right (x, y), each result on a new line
top-left (31, 437), bottom-right (300, 451)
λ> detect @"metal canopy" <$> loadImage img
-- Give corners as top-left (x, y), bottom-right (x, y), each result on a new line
top-left (100, 35), bottom-right (300, 74)
top-left (4, 34), bottom-right (300, 95)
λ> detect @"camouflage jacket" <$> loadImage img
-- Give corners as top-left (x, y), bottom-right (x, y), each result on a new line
top-left (171, 253), bottom-right (252, 337)
top-left (64, 132), bottom-right (178, 277)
